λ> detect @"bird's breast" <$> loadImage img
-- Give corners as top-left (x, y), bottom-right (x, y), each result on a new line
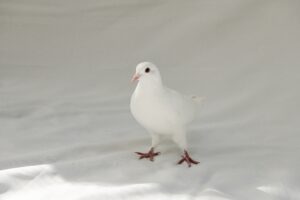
top-left (130, 90), bottom-right (180, 134)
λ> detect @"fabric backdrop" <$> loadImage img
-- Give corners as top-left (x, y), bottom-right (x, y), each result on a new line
top-left (0, 0), bottom-right (299, 199)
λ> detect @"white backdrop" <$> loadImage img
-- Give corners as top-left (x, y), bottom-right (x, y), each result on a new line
top-left (0, 0), bottom-right (299, 199)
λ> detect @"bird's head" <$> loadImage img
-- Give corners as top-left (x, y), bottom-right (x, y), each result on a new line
top-left (131, 62), bottom-right (162, 84)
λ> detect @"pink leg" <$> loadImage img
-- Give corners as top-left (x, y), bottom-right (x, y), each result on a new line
top-left (177, 150), bottom-right (199, 167)
top-left (135, 147), bottom-right (160, 161)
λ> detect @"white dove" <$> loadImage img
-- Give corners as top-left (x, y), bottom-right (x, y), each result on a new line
top-left (130, 62), bottom-right (201, 167)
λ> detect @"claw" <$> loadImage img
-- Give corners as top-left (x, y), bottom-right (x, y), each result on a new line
top-left (177, 150), bottom-right (199, 167)
top-left (135, 147), bottom-right (160, 161)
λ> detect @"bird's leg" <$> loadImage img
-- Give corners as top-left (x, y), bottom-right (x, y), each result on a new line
top-left (177, 150), bottom-right (199, 167)
top-left (172, 133), bottom-right (199, 167)
top-left (135, 147), bottom-right (160, 161)
top-left (135, 133), bottom-right (161, 161)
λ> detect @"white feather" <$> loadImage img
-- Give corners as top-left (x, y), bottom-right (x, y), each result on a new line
top-left (130, 62), bottom-right (201, 150)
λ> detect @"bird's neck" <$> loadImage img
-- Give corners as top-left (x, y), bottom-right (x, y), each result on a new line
top-left (136, 78), bottom-right (164, 95)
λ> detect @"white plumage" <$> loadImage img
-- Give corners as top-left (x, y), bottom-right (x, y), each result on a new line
top-left (130, 62), bottom-right (201, 167)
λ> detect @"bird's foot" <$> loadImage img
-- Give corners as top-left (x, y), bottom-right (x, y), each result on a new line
top-left (135, 147), bottom-right (160, 161)
top-left (177, 150), bottom-right (199, 167)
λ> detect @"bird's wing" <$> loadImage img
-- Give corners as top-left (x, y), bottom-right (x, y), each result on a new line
top-left (164, 87), bottom-right (197, 125)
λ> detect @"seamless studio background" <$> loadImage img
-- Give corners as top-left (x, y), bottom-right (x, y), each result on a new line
top-left (0, 0), bottom-right (300, 199)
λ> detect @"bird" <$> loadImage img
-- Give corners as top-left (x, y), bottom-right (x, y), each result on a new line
top-left (130, 62), bottom-right (202, 167)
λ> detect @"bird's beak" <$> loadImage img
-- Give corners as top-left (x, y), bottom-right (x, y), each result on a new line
top-left (131, 73), bottom-right (140, 82)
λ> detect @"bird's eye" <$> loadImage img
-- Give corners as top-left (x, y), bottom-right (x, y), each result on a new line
top-left (145, 67), bottom-right (150, 73)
